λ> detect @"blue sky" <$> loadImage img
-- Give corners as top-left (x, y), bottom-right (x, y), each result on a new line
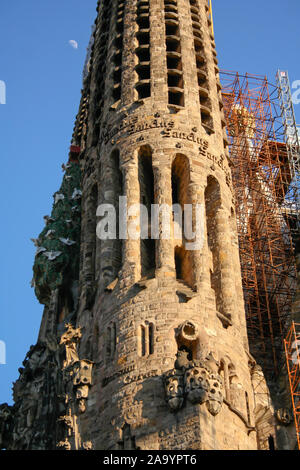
top-left (0, 0), bottom-right (300, 405)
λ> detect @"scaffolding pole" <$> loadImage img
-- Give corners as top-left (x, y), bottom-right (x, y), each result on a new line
top-left (276, 70), bottom-right (300, 224)
top-left (221, 71), bottom-right (297, 379)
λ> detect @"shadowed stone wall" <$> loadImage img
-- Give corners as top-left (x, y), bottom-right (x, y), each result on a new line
top-left (0, 0), bottom-right (296, 450)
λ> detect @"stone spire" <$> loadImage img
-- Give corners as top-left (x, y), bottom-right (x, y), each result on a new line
top-left (0, 0), bottom-right (289, 450)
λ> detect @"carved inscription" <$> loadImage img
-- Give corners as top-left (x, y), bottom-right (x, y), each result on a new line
top-left (102, 365), bottom-right (136, 387)
top-left (102, 367), bottom-right (159, 387)
top-left (101, 115), bottom-right (232, 186)
top-left (102, 116), bottom-right (208, 149)
top-left (101, 116), bottom-right (176, 144)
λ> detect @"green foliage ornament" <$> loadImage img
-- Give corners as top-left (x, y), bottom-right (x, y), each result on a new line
top-left (32, 162), bottom-right (81, 305)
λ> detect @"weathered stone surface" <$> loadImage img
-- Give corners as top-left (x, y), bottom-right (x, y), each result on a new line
top-left (1, 0), bottom-right (297, 451)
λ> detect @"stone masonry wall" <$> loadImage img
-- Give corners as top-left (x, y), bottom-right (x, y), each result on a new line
top-left (1, 0), bottom-right (294, 450)
top-left (75, 0), bottom-right (267, 450)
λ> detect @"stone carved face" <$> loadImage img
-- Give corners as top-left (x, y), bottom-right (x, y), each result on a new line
top-left (184, 367), bottom-right (210, 404)
top-left (206, 373), bottom-right (224, 416)
top-left (164, 373), bottom-right (184, 412)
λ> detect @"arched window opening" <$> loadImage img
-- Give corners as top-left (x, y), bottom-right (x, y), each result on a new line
top-left (139, 322), bottom-right (155, 357)
top-left (175, 246), bottom-right (183, 280)
top-left (111, 150), bottom-right (123, 278)
top-left (149, 322), bottom-right (154, 355)
top-left (138, 146), bottom-right (155, 278)
top-left (172, 155), bottom-right (193, 288)
top-left (172, 169), bottom-right (180, 205)
top-left (175, 246), bottom-right (193, 288)
top-left (136, 81), bottom-right (151, 100)
top-left (141, 325), bottom-right (146, 357)
top-left (172, 155), bottom-right (190, 213)
top-left (205, 175), bottom-right (221, 310)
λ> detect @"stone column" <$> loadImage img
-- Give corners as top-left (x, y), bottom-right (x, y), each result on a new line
top-left (121, 0), bottom-right (138, 107)
top-left (120, 158), bottom-right (141, 285)
top-left (150, 0), bottom-right (168, 111)
top-left (84, 187), bottom-right (98, 285)
top-left (98, 152), bottom-right (122, 291)
top-left (215, 207), bottom-right (236, 323)
top-left (177, 0), bottom-right (200, 120)
top-left (153, 161), bottom-right (175, 278)
top-left (188, 180), bottom-right (206, 291)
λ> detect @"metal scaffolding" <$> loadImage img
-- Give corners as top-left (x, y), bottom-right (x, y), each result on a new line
top-left (276, 70), bottom-right (300, 223)
top-left (220, 71), bottom-right (298, 379)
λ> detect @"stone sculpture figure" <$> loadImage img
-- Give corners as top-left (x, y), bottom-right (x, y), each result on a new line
top-left (206, 373), bottom-right (224, 416)
top-left (163, 369), bottom-right (185, 412)
top-left (185, 365), bottom-right (210, 405)
top-left (164, 350), bottom-right (224, 416)
top-left (60, 323), bottom-right (82, 368)
top-left (1, 0), bottom-right (292, 450)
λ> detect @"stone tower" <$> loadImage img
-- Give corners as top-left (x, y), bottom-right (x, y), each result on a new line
top-left (1, 0), bottom-right (291, 451)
